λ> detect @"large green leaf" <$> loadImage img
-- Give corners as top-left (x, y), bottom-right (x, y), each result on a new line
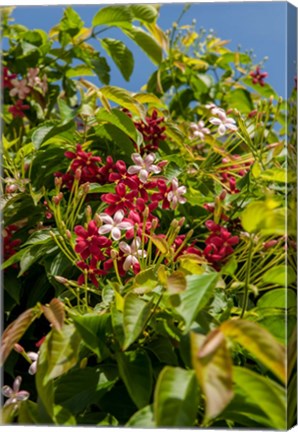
top-left (92, 5), bottom-right (132, 28)
top-left (116, 349), bottom-right (153, 409)
top-left (31, 120), bottom-right (75, 149)
top-left (129, 5), bottom-right (158, 23)
top-left (232, 367), bottom-right (286, 429)
top-left (262, 265), bottom-right (296, 287)
top-left (101, 38), bottom-right (134, 81)
top-left (240, 200), bottom-right (286, 235)
top-left (96, 107), bottom-right (139, 143)
top-left (122, 26), bottom-right (162, 65)
top-left (126, 404), bottom-right (154, 427)
top-left (224, 88), bottom-right (254, 113)
top-left (175, 273), bottom-right (218, 332)
top-left (54, 367), bottom-right (117, 414)
top-left (220, 319), bottom-right (286, 383)
top-left (122, 293), bottom-right (153, 350)
top-left (257, 288), bottom-right (296, 308)
top-left (71, 313), bottom-right (110, 361)
top-left (99, 85), bottom-right (144, 117)
top-left (154, 366), bottom-right (199, 427)
top-left (191, 331), bottom-right (233, 422)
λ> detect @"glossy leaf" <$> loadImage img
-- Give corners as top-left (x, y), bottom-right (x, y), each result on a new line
top-left (175, 273), bottom-right (218, 332)
top-left (123, 293), bottom-right (153, 350)
top-left (101, 38), bottom-right (134, 81)
top-left (71, 313), bottom-right (110, 361)
top-left (99, 85), bottom-right (144, 117)
top-left (126, 404), bottom-right (154, 427)
top-left (154, 366), bottom-right (199, 427)
top-left (262, 265), bottom-right (296, 287)
top-left (130, 5), bottom-right (158, 23)
top-left (257, 288), bottom-right (296, 308)
top-left (122, 26), bottom-right (163, 65)
top-left (220, 319), bottom-right (286, 382)
top-left (116, 349), bottom-right (153, 409)
top-left (96, 107), bottom-right (138, 143)
top-left (191, 331), bottom-right (233, 421)
top-left (92, 5), bottom-right (132, 28)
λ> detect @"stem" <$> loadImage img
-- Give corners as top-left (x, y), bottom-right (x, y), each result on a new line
top-left (240, 235), bottom-right (254, 319)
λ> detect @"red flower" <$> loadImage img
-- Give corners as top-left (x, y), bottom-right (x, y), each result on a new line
top-left (102, 183), bottom-right (138, 215)
top-left (250, 67), bottom-right (268, 87)
top-left (65, 144), bottom-right (102, 183)
top-left (203, 220), bottom-right (239, 266)
top-left (8, 100), bottom-right (30, 118)
top-left (77, 258), bottom-right (106, 287)
top-left (98, 156), bottom-right (116, 184)
top-left (3, 67), bottom-right (17, 89)
top-left (134, 110), bottom-right (166, 154)
top-left (74, 220), bottom-right (112, 260)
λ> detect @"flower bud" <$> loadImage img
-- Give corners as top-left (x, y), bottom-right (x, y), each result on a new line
top-left (111, 249), bottom-right (118, 260)
top-left (219, 190), bottom-right (226, 201)
top-left (54, 275), bottom-right (69, 285)
top-left (86, 205), bottom-right (92, 218)
top-left (178, 217), bottom-right (185, 227)
top-left (54, 177), bottom-right (62, 188)
top-left (75, 168), bottom-right (82, 181)
top-left (65, 229), bottom-right (72, 239)
top-left (263, 239), bottom-right (278, 249)
top-left (14, 343), bottom-right (24, 353)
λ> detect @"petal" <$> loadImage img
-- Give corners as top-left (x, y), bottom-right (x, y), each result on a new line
top-left (114, 210), bottom-right (124, 224)
top-left (123, 255), bottom-right (133, 271)
top-left (99, 214), bottom-right (113, 224)
top-left (218, 124), bottom-right (226, 135)
top-left (148, 164), bottom-right (161, 174)
top-left (209, 117), bottom-right (221, 125)
top-left (111, 227), bottom-right (121, 241)
top-left (119, 241), bottom-right (131, 254)
top-left (13, 376), bottom-right (22, 393)
top-left (144, 153), bottom-right (155, 165)
top-left (27, 352), bottom-right (38, 361)
top-left (2, 386), bottom-right (13, 398)
top-left (128, 165), bottom-right (141, 175)
top-left (131, 153), bottom-right (143, 166)
top-left (139, 169), bottom-right (149, 183)
top-left (118, 222), bottom-right (133, 230)
top-left (98, 225), bottom-right (113, 235)
top-left (16, 391), bottom-right (30, 401)
top-left (28, 362), bottom-right (37, 375)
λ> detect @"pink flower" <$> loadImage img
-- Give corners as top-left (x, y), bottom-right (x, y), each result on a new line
top-left (8, 100), bottom-right (30, 118)
top-left (190, 120), bottom-right (210, 140)
top-left (167, 178), bottom-right (187, 210)
top-left (27, 352), bottom-right (39, 375)
top-left (9, 79), bottom-right (31, 99)
top-left (127, 153), bottom-right (161, 183)
top-left (98, 210), bottom-right (133, 240)
top-left (119, 237), bottom-right (146, 272)
top-left (250, 67), bottom-right (268, 87)
top-left (209, 111), bottom-right (238, 136)
top-left (74, 220), bottom-right (112, 260)
top-left (2, 376), bottom-right (30, 406)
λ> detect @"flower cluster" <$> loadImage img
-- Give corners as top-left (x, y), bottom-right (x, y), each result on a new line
top-left (203, 220), bottom-right (239, 267)
top-left (189, 120), bottom-right (210, 141)
top-left (4, 67), bottom-right (48, 119)
top-left (71, 151), bottom-right (187, 286)
top-left (250, 67), bottom-right (268, 87)
top-left (131, 109), bottom-right (167, 154)
top-left (207, 105), bottom-right (238, 136)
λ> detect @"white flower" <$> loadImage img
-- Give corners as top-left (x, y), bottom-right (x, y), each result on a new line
top-left (127, 153), bottom-right (161, 183)
top-left (167, 178), bottom-right (187, 210)
top-left (205, 103), bottom-right (225, 116)
top-left (209, 111), bottom-right (238, 136)
top-left (2, 376), bottom-right (30, 406)
top-left (189, 120), bottom-right (210, 140)
top-left (27, 351), bottom-right (39, 375)
top-left (119, 237), bottom-right (146, 271)
top-left (9, 79), bottom-right (31, 100)
top-left (98, 210), bottom-right (133, 241)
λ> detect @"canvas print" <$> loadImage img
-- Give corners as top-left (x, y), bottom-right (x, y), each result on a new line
top-left (0, 2), bottom-right (297, 429)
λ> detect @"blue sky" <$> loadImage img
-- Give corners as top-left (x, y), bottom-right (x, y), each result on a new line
top-left (7, 3), bottom-right (297, 97)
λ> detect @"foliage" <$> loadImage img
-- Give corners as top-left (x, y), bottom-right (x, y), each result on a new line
top-left (1, 4), bottom-right (296, 429)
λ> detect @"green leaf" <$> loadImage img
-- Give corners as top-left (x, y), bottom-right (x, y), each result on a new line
top-left (224, 88), bottom-right (254, 113)
top-left (175, 273), bottom-right (218, 332)
top-left (257, 288), bottom-right (296, 309)
top-left (101, 38), bottom-right (134, 81)
top-left (240, 200), bottom-right (286, 235)
top-left (32, 121), bottom-right (75, 149)
top-left (126, 404), bottom-right (154, 427)
top-left (18, 401), bottom-right (40, 424)
top-left (116, 349), bottom-right (153, 409)
top-left (100, 85), bottom-right (144, 117)
top-left (71, 313), bottom-right (110, 361)
top-left (123, 293), bottom-right (153, 350)
top-left (96, 107), bottom-right (138, 142)
top-left (154, 366), bottom-right (199, 427)
top-left (233, 367), bottom-right (286, 429)
top-left (242, 76), bottom-right (278, 99)
top-left (45, 325), bottom-right (81, 381)
top-left (91, 55), bottom-right (110, 85)
top-left (220, 319), bottom-right (286, 383)
top-left (129, 5), bottom-right (158, 23)
top-left (92, 5), bottom-right (132, 28)
top-left (191, 331), bottom-right (233, 421)
top-left (122, 26), bottom-right (162, 65)
top-left (66, 65), bottom-right (95, 78)
top-left (60, 7), bottom-right (84, 37)
top-left (54, 367), bottom-right (117, 415)
top-left (146, 336), bottom-right (178, 365)
top-left (262, 265), bottom-right (296, 287)
top-left (260, 168), bottom-right (296, 183)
